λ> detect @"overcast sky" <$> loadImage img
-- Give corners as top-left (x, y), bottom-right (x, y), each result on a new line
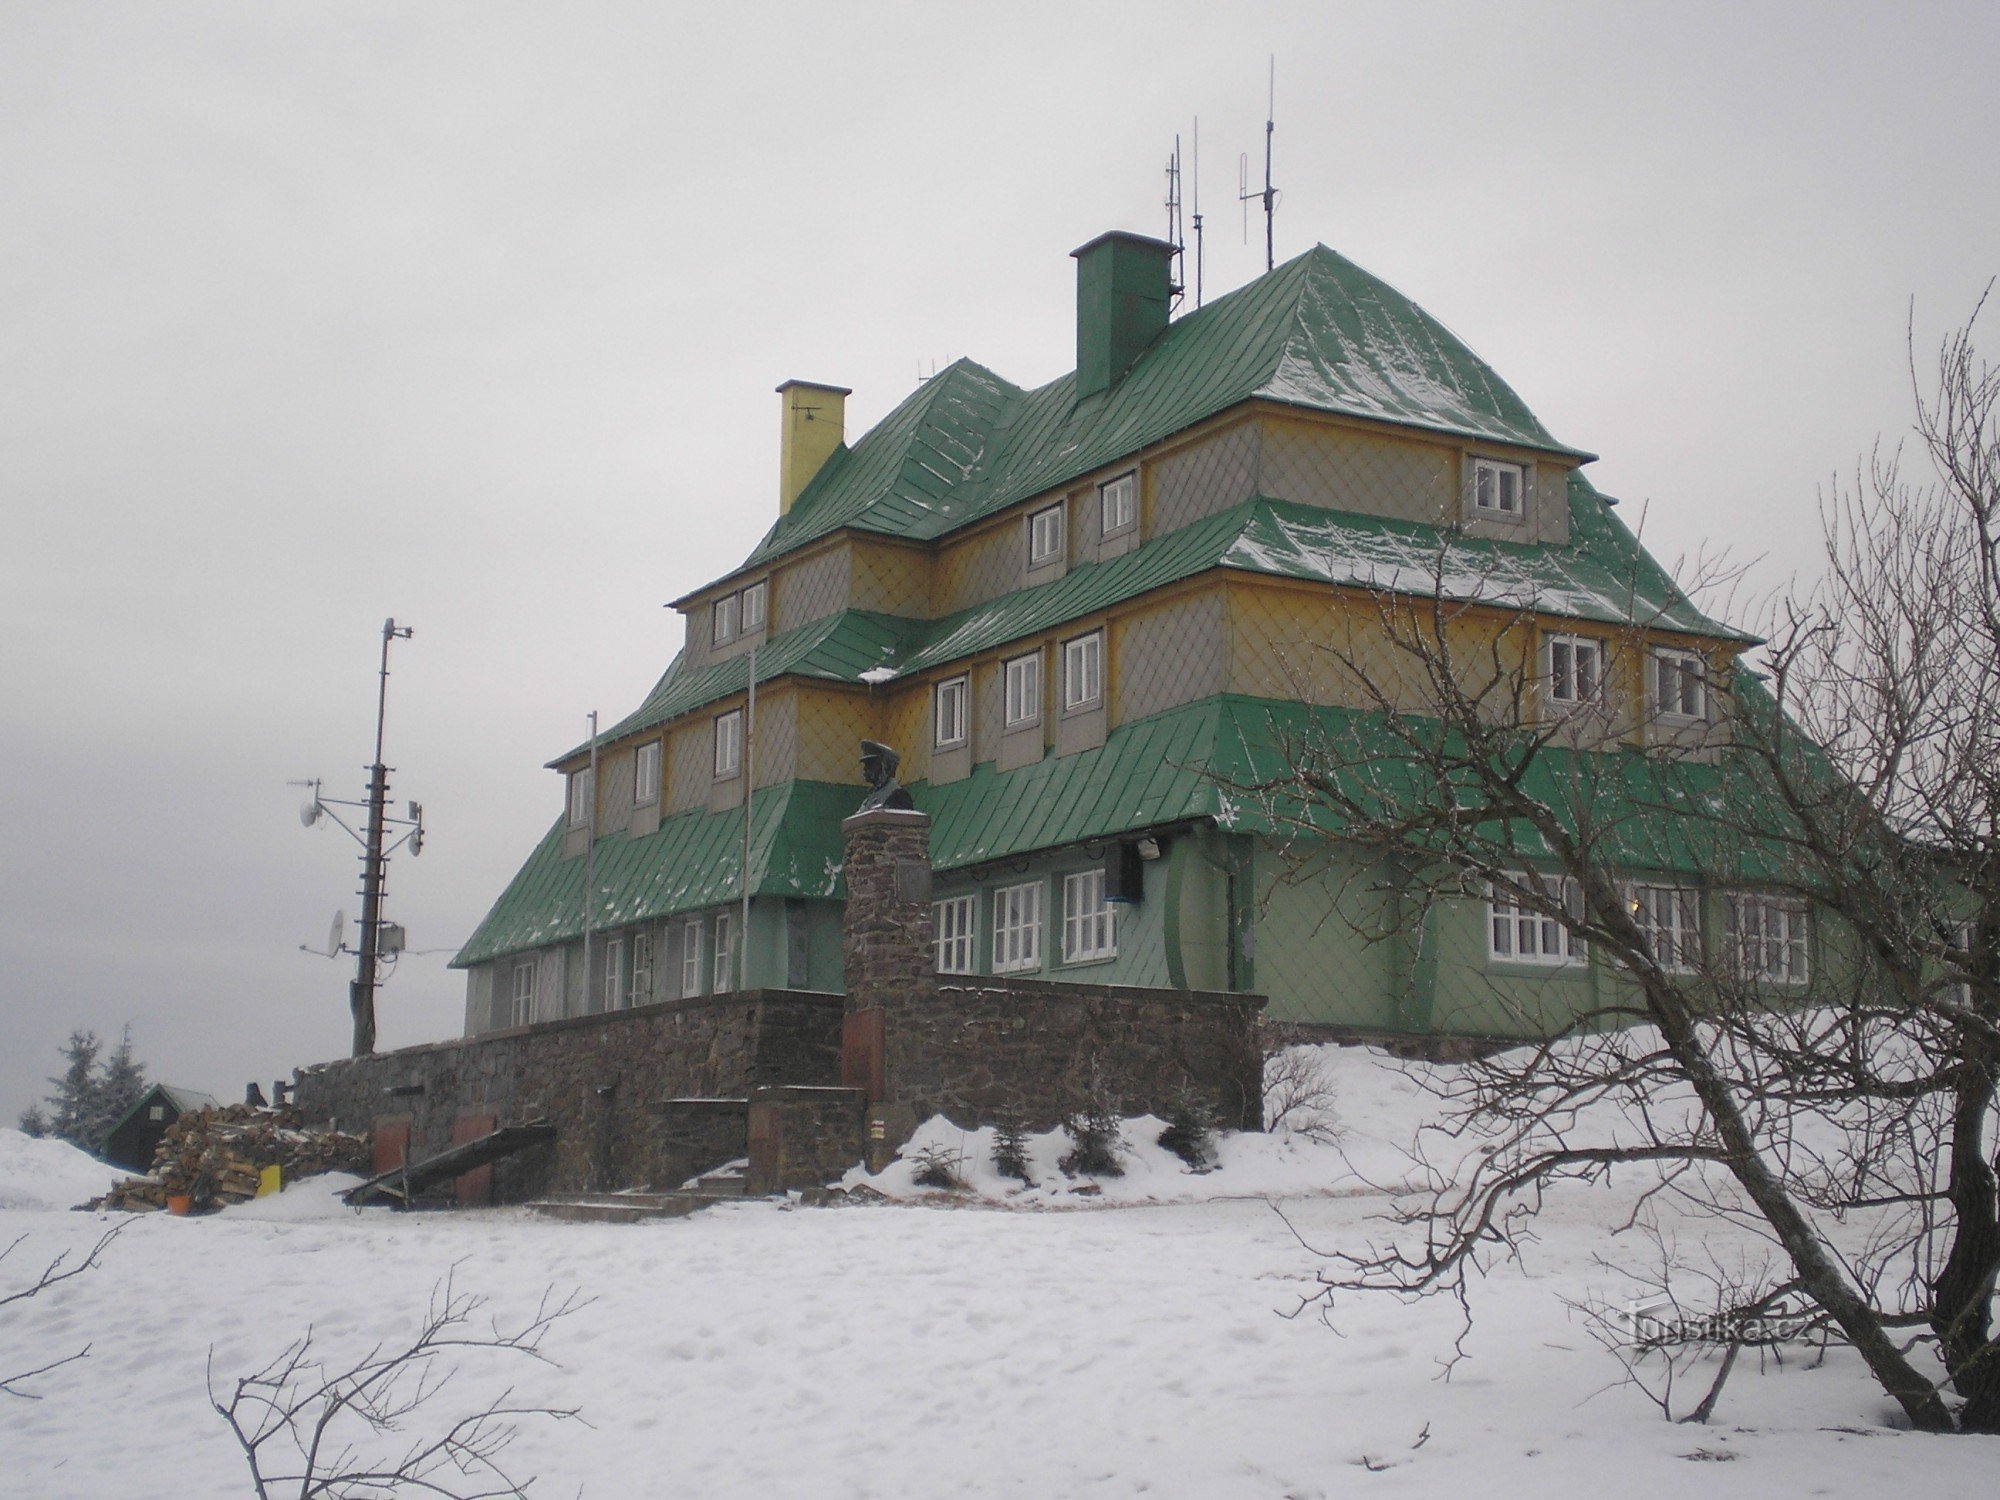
top-left (3, 1), bottom-right (1995, 1121)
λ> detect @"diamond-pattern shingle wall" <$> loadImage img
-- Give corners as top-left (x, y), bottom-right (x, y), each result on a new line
top-left (773, 546), bottom-right (852, 634)
top-left (850, 540), bottom-right (930, 618)
top-left (1114, 589), bottom-right (1228, 724)
top-left (1258, 416), bottom-right (1459, 529)
top-left (934, 522), bottom-right (1023, 617)
top-left (1152, 422), bottom-right (1260, 537)
top-left (749, 691), bottom-right (797, 789)
top-left (666, 721), bottom-right (711, 815)
top-left (793, 688), bottom-right (877, 786)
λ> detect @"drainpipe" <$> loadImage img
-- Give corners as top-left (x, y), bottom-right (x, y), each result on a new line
top-left (740, 646), bottom-right (757, 991)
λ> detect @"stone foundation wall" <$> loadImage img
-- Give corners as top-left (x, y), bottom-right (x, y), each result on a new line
top-left (879, 978), bottom-right (1266, 1142)
top-left (292, 990), bottom-right (841, 1202)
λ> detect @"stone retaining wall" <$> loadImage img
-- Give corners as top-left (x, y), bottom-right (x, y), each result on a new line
top-left (292, 990), bottom-right (842, 1202)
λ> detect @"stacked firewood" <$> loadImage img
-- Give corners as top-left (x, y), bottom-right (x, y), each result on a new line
top-left (89, 1104), bottom-right (371, 1214)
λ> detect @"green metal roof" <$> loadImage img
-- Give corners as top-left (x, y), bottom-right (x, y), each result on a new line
top-left (745, 243), bottom-right (1589, 570)
top-left (452, 781), bottom-right (856, 967)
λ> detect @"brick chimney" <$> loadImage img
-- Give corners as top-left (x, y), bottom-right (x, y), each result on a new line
top-left (1070, 231), bottom-right (1176, 399)
top-left (777, 379), bottom-right (850, 514)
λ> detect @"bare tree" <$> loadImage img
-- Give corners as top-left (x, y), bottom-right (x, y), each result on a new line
top-left (1, 1226), bottom-right (122, 1399)
top-left (209, 1271), bottom-right (586, 1498)
top-left (1237, 298), bottom-right (1998, 1432)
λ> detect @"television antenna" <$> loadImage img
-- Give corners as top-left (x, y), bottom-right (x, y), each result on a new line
top-left (1239, 56), bottom-right (1280, 273)
top-left (289, 617), bottom-right (426, 1056)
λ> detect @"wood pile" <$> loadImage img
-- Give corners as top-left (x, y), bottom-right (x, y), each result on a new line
top-left (88, 1104), bottom-right (371, 1215)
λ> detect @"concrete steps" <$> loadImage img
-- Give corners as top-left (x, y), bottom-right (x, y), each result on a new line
top-left (530, 1161), bottom-right (757, 1223)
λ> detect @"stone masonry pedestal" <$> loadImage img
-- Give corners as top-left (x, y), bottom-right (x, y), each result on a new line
top-left (839, 807), bottom-right (935, 1168)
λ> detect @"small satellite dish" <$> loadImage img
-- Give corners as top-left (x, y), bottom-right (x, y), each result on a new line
top-left (300, 796), bottom-right (322, 828)
top-left (328, 910), bottom-right (346, 955)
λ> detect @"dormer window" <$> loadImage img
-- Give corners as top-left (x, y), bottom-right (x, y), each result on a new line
top-left (1028, 503), bottom-right (1065, 567)
top-left (710, 580), bottom-right (768, 646)
top-left (1546, 634), bottom-right (1605, 709)
top-left (634, 740), bottom-right (662, 805)
top-left (1651, 648), bottom-right (1707, 721)
top-left (1471, 458), bottom-right (1526, 520)
top-left (567, 767), bottom-right (594, 828)
top-left (934, 675), bottom-right (969, 749)
top-left (1003, 651), bottom-right (1042, 729)
top-left (740, 580), bottom-right (767, 633)
top-left (713, 709), bottom-right (743, 779)
top-left (712, 593), bottom-right (740, 645)
top-left (1099, 473), bottom-right (1137, 537)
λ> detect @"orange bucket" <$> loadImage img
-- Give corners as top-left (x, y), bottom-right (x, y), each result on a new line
top-left (166, 1195), bottom-right (192, 1216)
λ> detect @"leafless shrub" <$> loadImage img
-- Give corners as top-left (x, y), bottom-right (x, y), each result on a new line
top-left (209, 1270), bottom-right (586, 1498)
top-left (1, 1224), bottom-right (121, 1399)
top-left (1261, 1047), bottom-right (1340, 1144)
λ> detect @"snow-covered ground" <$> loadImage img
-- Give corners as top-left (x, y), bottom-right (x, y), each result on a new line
top-left (4, 1046), bottom-right (1998, 1498)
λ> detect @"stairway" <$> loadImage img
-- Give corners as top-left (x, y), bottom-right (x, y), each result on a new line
top-left (530, 1160), bottom-right (755, 1224)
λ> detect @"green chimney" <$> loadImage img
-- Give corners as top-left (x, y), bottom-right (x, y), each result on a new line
top-left (1071, 231), bottom-right (1175, 399)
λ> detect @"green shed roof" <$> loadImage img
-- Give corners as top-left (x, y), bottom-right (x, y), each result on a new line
top-left (744, 243), bottom-right (1590, 571)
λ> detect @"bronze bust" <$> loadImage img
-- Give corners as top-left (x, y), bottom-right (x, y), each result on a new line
top-left (856, 739), bottom-right (915, 812)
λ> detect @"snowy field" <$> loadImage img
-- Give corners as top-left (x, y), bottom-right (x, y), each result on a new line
top-left (5, 1046), bottom-right (1999, 1499)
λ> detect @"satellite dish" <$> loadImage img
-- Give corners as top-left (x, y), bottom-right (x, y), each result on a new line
top-left (328, 910), bottom-right (346, 955)
top-left (300, 796), bottom-right (322, 828)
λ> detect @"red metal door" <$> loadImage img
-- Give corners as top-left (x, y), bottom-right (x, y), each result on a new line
top-left (371, 1116), bottom-right (411, 1177)
top-left (452, 1113), bottom-right (498, 1207)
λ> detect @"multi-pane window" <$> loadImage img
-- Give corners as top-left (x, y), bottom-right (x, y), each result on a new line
top-left (1629, 885), bottom-right (1701, 972)
top-left (1004, 652), bottom-right (1042, 728)
top-left (1488, 873), bottom-right (1587, 965)
top-left (681, 918), bottom-right (704, 997)
top-left (1472, 457), bottom-right (1526, 518)
top-left (631, 932), bottom-right (653, 1007)
top-left (712, 592), bottom-right (740, 645)
top-left (567, 767), bottom-right (595, 828)
top-left (992, 882), bottom-right (1044, 973)
top-left (1100, 473), bottom-right (1137, 535)
top-left (1547, 635), bottom-right (1606, 708)
top-left (713, 709), bottom-right (743, 778)
top-left (713, 912), bottom-right (734, 993)
top-left (1726, 895), bottom-right (1809, 985)
top-left (602, 937), bottom-right (625, 1010)
top-left (739, 580), bottom-right (767, 633)
top-left (1028, 503), bottom-right (1064, 566)
top-left (634, 740), bottom-right (662, 804)
top-left (1062, 869), bottom-right (1117, 962)
top-left (510, 959), bottom-right (537, 1027)
top-left (1063, 632), bottom-right (1103, 711)
top-left (1651, 648), bottom-right (1707, 720)
top-left (934, 676), bottom-right (969, 748)
top-left (934, 894), bottom-right (978, 974)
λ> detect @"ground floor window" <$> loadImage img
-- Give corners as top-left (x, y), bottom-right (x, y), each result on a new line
top-left (1061, 869), bottom-right (1117, 962)
top-left (1726, 894), bottom-right (1808, 985)
top-left (992, 882), bottom-right (1044, 974)
top-left (510, 959), bottom-right (537, 1026)
top-left (1629, 885), bottom-right (1700, 972)
top-left (630, 931), bottom-right (653, 1007)
top-left (713, 912), bottom-right (735, 993)
top-left (1488, 873), bottom-right (1587, 965)
top-left (681, 918), bottom-right (704, 997)
top-left (601, 936), bottom-right (624, 1011)
top-left (935, 894), bottom-right (977, 974)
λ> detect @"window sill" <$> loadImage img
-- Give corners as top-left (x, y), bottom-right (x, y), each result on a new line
top-left (992, 963), bottom-right (1042, 977)
top-left (1059, 952), bottom-right (1118, 969)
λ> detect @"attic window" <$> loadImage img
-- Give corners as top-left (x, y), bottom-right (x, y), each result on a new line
top-left (740, 581), bottom-right (767, 632)
top-left (712, 593), bottom-right (740, 645)
top-left (1003, 651), bottom-right (1042, 729)
top-left (1471, 458), bottom-right (1526, 520)
top-left (1651, 648), bottom-right (1707, 721)
top-left (1099, 473), bottom-right (1137, 537)
top-left (1028, 503), bottom-right (1065, 567)
top-left (1546, 634), bottom-right (1605, 709)
top-left (934, 675), bottom-right (968, 749)
top-left (713, 709), bottom-right (743, 779)
top-left (148, 1104), bottom-right (166, 1121)
top-left (634, 740), bottom-right (662, 804)
top-left (567, 767), bottom-right (595, 828)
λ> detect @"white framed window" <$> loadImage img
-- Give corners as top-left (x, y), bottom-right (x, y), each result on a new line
top-left (1488, 873), bottom-right (1587, 965)
top-left (148, 1104), bottom-right (165, 1121)
top-left (1003, 651), bottom-right (1042, 729)
top-left (602, 937), bottom-right (625, 1010)
top-left (567, 768), bottom-right (595, 828)
top-left (1726, 894), bottom-right (1809, 985)
top-left (680, 918), bottom-right (704, 997)
top-left (1953, 921), bottom-right (1977, 1007)
top-left (934, 894), bottom-right (978, 974)
top-left (712, 592), bottom-right (740, 645)
top-left (1547, 634), bottom-right (1606, 709)
top-left (1062, 869), bottom-right (1117, 963)
top-left (631, 932), bottom-right (653, 1007)
top-left (713, 912), bottom-right (734, 993)
top-left (713, 708), bottom-right (743, 779)
top-left (510, 959), bottom-right (537, 1027)
top-left (1651, 648), bottom-right (1707, 721)
top-left (934, 675), bottom-right (969, 748)
top-left (1629, 885), bottom-right (1700, 973)
top-left (1028, 503), bottom-right (1065, 566)
top-left (1062, 631), bottom-right (1103, 712)
top-left (1471, 457), bottom-right (1526, 518)
top-left (634, 740), bottom-right (662, 804)
top-left (1099, 472), bottom-right (1137, 536)
top-left (992, 881), bottom-right (1044, 974)
top-left (739, 580), bottom-right (767, 633)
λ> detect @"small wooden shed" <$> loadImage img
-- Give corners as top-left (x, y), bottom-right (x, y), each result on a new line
top-left (102, 1084), bottom-right (218, 1172)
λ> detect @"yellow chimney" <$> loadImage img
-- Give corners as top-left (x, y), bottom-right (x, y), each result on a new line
top-left (777, 379), bottom-right (850, 514)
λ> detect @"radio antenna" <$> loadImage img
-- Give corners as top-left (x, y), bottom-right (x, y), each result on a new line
top-left (1191, 116), bottom-right (1205, 307)
top-left (1165, 134), bottom-right (1186, 314)
top-left (1238, 57), bottom-right (1279, 273)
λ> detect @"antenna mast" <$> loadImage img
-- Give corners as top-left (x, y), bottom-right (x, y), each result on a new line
top-left (351, 617), bottom-right (412, 1056)
top-left (1238, 57), bottom-right (1280, 273)
top-left (1165, 135), bottom-right (1186, 314)
top-left (1191, 117), bottom-right (1204, 307)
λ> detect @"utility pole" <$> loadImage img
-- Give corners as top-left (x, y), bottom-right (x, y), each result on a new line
top-left (350, 617), bottom-right (413, 1056)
